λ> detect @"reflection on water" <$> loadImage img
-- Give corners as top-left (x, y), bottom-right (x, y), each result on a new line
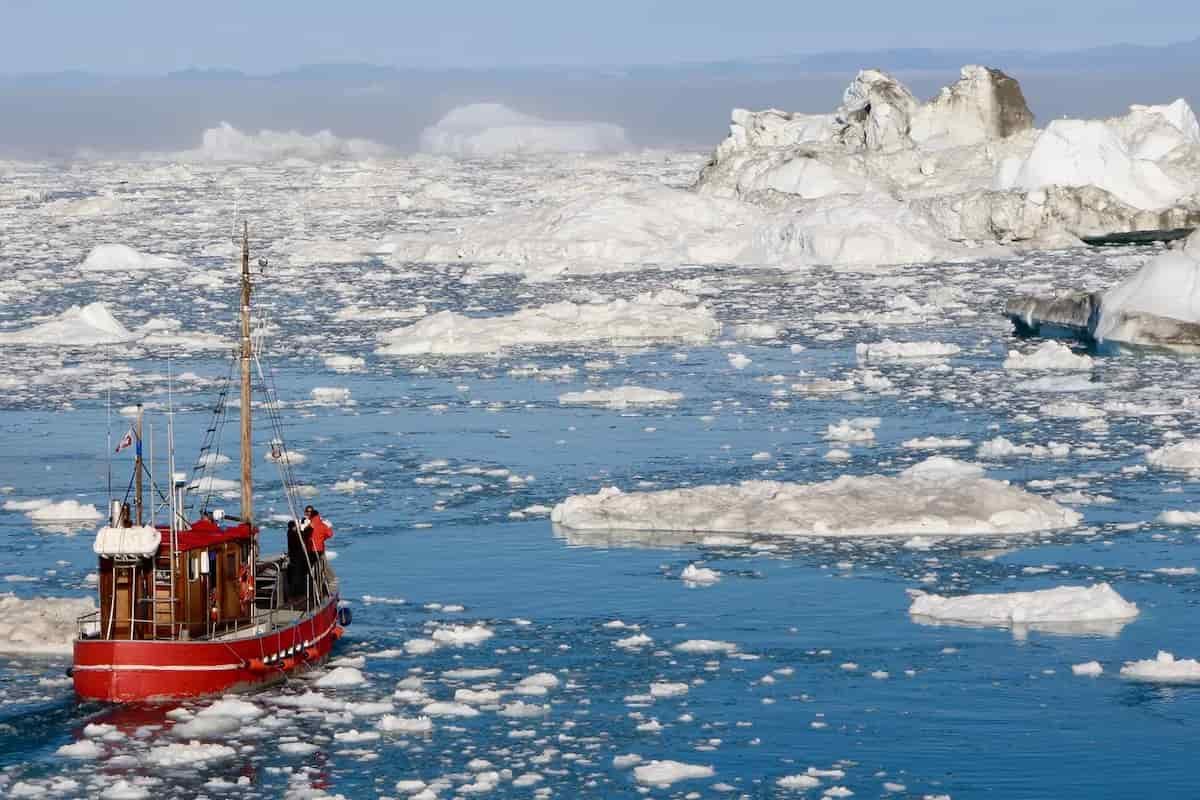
top-left (909, 614), bottom-right (1134, 640)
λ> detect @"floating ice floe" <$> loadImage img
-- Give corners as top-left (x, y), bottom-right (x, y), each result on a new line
top-left (377, 293), bottom-right (719, 356)
top-left (1120, 651), bottom-right (1200, 683)
top-left (324, 354), bottom-right (366, 372)
top-left (310, 387), bottom-right (355, 406)
top-left (56, 739), bottom-right (104, 759)
top-left (3, 498), bottom-right (104, 529)
top-left (908, 583), bottom-right (1138, 637)
top-left (558, 387), bottom-right (684, 409)
top-left (1158, 511), bottom-right (1200, 525)
top-left (147, 741), bottom-right (236, 767)
top-left (315, 666), bottom-right (366, 688)
top-left (79, 243), bottom-right (186, 272)
top-left (376, 714), bottom-right (433, 734)
top-left (0, 302), bottom-right (225, 350)
top-left (824, 417), bottom-right (880, 443)
top-left (778, 774), bottom-right (822, 790)
top-left (633, 760), bottom-right (715, 786)
top-left (977, 437), bottom-right (1071, 460)
top-left (1146, 439), bottom-right (1200, 471)
top-left (0, 593), bottom-right (97, 655)
top-left (856, 340), bottom-right (961, 361)
top-left (1002, 341), bottom-right (1094, 371)
top-left (681, 563), bottom-right (721, 585)
top-left (0, 303), bottom-right (137, 347)
top-left (420, 103), bottom-right (629, 156)
top-left (551, 457), bottom-right (1081, 538)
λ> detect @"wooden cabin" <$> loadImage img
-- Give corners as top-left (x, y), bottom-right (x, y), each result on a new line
top-left (92, 520), bottom-right (260, 641)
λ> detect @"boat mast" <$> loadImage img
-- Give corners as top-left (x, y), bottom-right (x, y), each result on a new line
top-left (134, 403), bottom-right (144, 526)
top-left (239, 222), bottom-right (253, 527)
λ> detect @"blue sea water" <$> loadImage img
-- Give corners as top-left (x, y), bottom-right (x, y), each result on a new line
top-left (2, 273), bottom-right (1199, 799)
top-left (1, 156), bottom-right (1199, 798)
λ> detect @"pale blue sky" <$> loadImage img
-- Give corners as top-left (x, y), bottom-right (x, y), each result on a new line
top-left (3, 0), bottom-right (1197, 74)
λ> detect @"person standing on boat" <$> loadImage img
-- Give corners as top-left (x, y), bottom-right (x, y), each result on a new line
top-left (286, 520), bottom-right (309, 600)
top-left (301, 506), bottom-right (335, 592)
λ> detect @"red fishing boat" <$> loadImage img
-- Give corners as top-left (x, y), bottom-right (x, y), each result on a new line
top-left (72, 224), bottom-right (349, 702)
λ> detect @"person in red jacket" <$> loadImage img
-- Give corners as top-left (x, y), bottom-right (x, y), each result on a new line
top-left (301, 506), bottom-right (335, 594)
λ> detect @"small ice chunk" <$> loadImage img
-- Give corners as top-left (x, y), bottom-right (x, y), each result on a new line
top-left (1120, 651), bottom-right (1200, 683)
top-left (633, 760), bottom-right (715, 786)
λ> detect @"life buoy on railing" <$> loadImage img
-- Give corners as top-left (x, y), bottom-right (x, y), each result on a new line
top-left (238, 564), bottom-right (255, 608)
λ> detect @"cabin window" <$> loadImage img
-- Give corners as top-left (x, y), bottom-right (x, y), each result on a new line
top-left (188, 554), bottom-right (200, 581)
top-left (226, 551), bottom-right (236, 577)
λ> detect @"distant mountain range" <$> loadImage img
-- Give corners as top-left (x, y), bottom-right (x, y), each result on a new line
top-left (5, 36), bottom-right (1200, 85)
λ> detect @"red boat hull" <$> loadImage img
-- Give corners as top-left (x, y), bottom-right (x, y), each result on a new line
top-left (73, 597), bottom-right (342, 703)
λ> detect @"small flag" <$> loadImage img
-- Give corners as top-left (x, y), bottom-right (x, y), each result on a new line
top-left (115, 428), bottom-right (135, 453)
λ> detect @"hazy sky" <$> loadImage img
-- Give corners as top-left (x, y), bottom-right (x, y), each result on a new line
top-left (3, 0), bottom-right (1198, 74)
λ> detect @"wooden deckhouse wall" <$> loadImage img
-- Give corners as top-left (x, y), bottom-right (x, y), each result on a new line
top-left (97, 538), bottom-right (249, 640)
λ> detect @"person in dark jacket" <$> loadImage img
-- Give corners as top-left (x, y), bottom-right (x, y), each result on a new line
top-left (286, 520), bottom-right (310, 600)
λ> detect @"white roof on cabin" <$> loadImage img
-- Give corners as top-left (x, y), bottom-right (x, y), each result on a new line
top-left (93, 526), bottom-right (162, 558)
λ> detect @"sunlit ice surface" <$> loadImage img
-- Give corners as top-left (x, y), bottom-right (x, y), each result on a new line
top-left (1, 151), bottom-right (1199, 798)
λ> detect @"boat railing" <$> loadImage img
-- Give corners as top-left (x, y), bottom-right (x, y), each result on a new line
top-left (76, 610), bottom-right (101, 639)
top-left (75, 600), bottom-right (310, 642)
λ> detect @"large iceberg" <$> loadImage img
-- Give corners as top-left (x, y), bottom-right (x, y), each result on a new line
top-left (697, 66), bottom-right (1200, 244)
top-left (550, 457), bottom-right (1081, 538)
top-left (1094, 235), bottom-right (1200, 346)
top-left (395, 66), bottom-right (1200, 278)
top-left (1008, 229), bottom-right (1200, 350)
top-left (80, 243), bottom-right (186, 272)
top-left (420, 104), bottom-right (629, 156)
